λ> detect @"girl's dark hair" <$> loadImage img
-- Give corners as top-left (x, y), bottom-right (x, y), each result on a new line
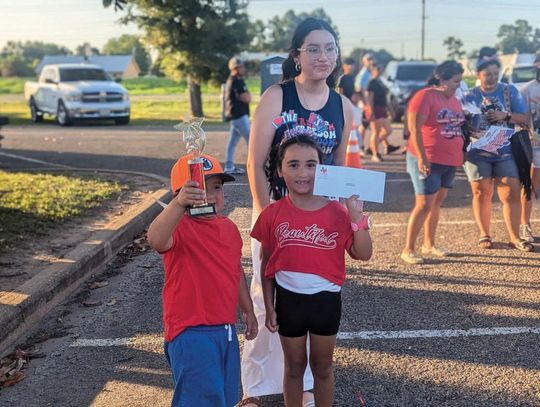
top-left (266, 134), bottom-right (323, 200)
top-left (434, 60), bottom-right (464, 81)
top-left (426, 75), bottom-right (440, 87)
top-left (476, 46), bottom-right (500, 72)
top-left (281, 18), bottom-right (341, 88)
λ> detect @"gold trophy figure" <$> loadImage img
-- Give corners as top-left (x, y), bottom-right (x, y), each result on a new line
top-left (175, 117), bottom-right (217, 217)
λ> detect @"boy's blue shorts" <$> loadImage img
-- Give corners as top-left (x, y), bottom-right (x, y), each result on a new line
top-left (164, 325), bottom-right (240, 407)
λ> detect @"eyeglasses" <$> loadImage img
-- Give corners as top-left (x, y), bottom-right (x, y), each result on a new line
top-left (297, 45), bottom-right (339, 59)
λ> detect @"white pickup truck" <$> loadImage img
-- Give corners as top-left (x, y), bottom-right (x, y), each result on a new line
top-left (24, 64), bottom-right (131, 126)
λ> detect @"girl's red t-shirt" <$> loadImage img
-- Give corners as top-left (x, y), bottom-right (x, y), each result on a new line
top-left (251, 197), bottom-right (354, 286)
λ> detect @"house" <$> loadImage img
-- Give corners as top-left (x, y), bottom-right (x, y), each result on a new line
top-left (35, 55), bottom-right (140, 79)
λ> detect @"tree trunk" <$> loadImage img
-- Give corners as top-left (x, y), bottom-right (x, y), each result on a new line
top-left (188, 77), bottom-right (204, 118)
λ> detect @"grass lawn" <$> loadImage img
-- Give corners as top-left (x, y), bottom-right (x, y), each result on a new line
top-left (0, 171), bottom-right (123, 252)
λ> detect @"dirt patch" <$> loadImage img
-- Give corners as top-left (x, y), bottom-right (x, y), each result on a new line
top-left (0, 171), bottom-right (165, 292)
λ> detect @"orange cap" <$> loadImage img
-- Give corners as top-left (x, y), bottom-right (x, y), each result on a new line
top-left (170, 153), bottom-right (235, 193)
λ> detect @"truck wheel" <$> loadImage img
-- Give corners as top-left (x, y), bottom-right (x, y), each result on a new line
top-left (57, 100), bottom-right (72, 126)
top-left (115, 116), bottom-right (130, 125)
top-left (30, 98), bottom-right (43, 123)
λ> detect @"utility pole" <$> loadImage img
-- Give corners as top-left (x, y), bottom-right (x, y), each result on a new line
top-left (421, 0), bottom-right (426, 60)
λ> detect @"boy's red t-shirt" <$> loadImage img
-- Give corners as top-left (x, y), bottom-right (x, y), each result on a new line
top-left (407, 88), bottom-right (465, 166)
top-left (161, 215), bottom-right (242, 342)
top-left (251, 197), bottom-right (354, 286)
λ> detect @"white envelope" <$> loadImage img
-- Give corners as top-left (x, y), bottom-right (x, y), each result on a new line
top-left (313, 164), bottom-right (386, 203)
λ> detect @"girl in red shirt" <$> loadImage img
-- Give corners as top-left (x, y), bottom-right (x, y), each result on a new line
top-left (251, 134), bottom-right (372, 406)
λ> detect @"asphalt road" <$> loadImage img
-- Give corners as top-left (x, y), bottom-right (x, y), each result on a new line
top-left (1, 125), bottom-right (539, 406)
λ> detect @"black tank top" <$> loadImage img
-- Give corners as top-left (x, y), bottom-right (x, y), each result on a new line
top-left (272, 80), bottom-right (344, 164)
top-left (267, 80), bottom-right (344, 200)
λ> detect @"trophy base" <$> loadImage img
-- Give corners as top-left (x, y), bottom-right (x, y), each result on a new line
top-left (187, 203), bottom-right (216, 217)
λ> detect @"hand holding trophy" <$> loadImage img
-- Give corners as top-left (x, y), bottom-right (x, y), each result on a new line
top-left (174, 117), bottom-right (217, 217)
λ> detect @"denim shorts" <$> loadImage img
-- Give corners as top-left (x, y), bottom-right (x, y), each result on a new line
top-left (406, 152), bottom-right (457, 195)
top-left (463, 149), bottom-right (519, 181)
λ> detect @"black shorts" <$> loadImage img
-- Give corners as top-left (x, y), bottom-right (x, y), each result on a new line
top-left (362, 111), bottom-right (370, 128)
top-left (275, 283), bottom-right (341, 338)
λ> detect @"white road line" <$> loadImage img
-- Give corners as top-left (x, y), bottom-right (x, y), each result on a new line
top-left (71, 338), bottom-right (132, 347)
top-left (0, 151), bottom-right (71, 168)
top-left (337, 326), bottom-right (540, 340)
top-left (70, 326), bottom-right (540, 347)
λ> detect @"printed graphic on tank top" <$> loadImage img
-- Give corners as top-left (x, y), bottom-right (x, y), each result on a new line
top-left (267, 80), bottom-right (344, 200)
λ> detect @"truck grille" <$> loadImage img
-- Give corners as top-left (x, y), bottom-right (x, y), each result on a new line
top-left (82, 92), bottom-right (123, 103)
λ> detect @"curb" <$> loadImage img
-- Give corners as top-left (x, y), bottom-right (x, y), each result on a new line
top-left (0, 170), bottom-right (171, 356)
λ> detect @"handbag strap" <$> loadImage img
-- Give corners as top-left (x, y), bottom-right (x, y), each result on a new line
top-left (503, 84), bottom-right (512, 114)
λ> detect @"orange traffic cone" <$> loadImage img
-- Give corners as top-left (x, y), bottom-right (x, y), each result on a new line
top-left (345, 130), bottom-right (362, 168)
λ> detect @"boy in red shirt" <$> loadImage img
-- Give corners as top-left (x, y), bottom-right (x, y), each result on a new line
top-left (147, 154), bottom-right (258, 407)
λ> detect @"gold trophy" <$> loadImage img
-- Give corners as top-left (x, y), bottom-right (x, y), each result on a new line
top-left (175, 117), bottom-right (216, 217)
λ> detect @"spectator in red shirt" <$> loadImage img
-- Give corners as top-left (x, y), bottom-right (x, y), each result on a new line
top-left (400, 61), bottom-right (466, 264)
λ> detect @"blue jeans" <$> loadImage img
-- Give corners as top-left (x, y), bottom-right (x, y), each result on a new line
top-left (164, 325), bottom-right (240, 407)
top-left (226, 114), bottom-right (250, 170)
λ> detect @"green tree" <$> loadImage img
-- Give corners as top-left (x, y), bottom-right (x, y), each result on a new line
top-left (0, 55), bottom-right (35, 77)
top-left (497, 19), bottom-right (540, 53)
top-left (262, 8), bottom-right (336, 52)
top-left (0, 41), bottom-right (71, 76)
top-left (443, 36), bottom-right (466, 60)
top-left (75, 42), bottom-right (101, 57)
top-left (104, 0), bottom-right (251, 117)
top-left (102, 34), bottom-right (151, 74)
top-left (247, 20), bottom-right (267, 52)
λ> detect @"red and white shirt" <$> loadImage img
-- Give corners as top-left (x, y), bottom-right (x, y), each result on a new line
top-left (251, 197), bottom-right (354, 286)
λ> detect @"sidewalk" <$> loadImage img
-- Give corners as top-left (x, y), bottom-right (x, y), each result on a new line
top-left (0, 167), bottom-right (170, 356)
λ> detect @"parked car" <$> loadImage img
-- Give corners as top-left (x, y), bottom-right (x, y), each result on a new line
top-left (24, 64), bottom-right (130, 126)
top-left (381, 60), bottom-right (437, 122)
top-left (500, 64), bottom-right (537, 91)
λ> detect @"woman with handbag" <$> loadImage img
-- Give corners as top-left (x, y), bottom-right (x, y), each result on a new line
top-left (462, 47), bottom-right (533, 252)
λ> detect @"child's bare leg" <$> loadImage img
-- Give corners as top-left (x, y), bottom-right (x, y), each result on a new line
top-left (379, 118), bottom-right (393, 147)
top-left (280, 335), bottom-right (308, 406)
top-left (309, 333), bottom-right (337, 407)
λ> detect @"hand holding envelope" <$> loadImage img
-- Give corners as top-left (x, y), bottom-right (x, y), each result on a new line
top-left (344, 195), bottom-right (365, 221)
top-left (313, 164), bottom-right (386, 203)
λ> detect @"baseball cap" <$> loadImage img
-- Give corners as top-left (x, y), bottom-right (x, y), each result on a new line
top-left (228, 56), bottom-right (244, 71)
top-left (170, 153), bottom-right (235, 193)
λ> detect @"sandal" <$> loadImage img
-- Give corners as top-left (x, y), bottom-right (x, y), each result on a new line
top-left (237, 397), bottom-right (262, 407)
top-left (508, 240), bottom-right (535, 252)
top-left (478, 236), bottom-right (493, 249)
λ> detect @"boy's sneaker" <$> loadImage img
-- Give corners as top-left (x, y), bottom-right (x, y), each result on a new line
top-left (384, 144), bottom-right (400, 155)
top-left (519, 224), bottom-right (534, 243)
top-left (421, 245), bottom-right (450, 257)
top-left (224, 166), bottom-right (245, 175)
top-left (365, 147), bottom-right (373, 156)
top-left (371, 153), bottom-right (383, 162)
top-left (400, 251), bottom-right (424, 264)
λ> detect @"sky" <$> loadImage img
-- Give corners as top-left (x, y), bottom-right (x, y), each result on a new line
top-left (1, 0), bottom-right (540, 62)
